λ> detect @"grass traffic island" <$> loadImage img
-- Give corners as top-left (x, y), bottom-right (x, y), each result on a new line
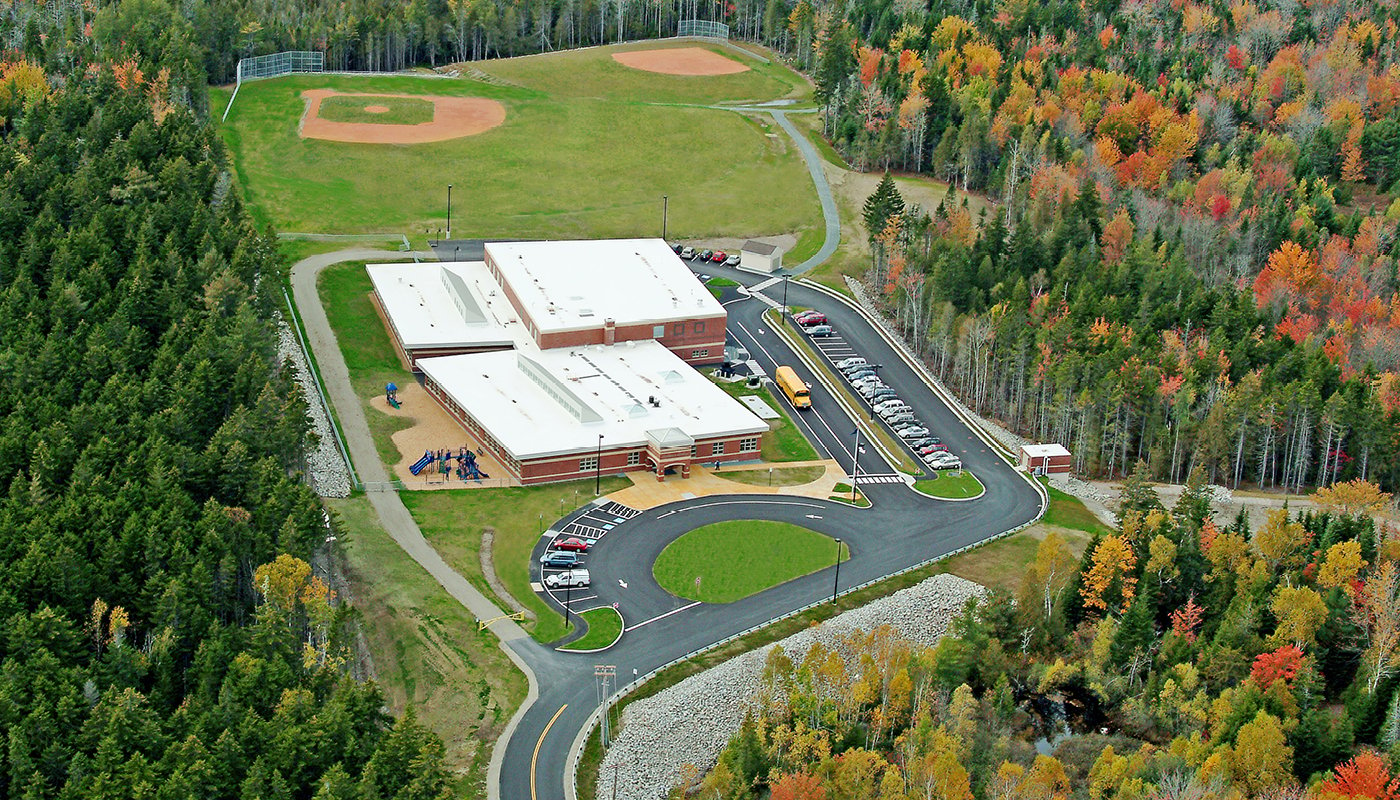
top-left (654, 520), bottom-right (848, 604)
top-left (713, 464), bottom-right (826, 487)
top-left (829, 482), bottom-right (871, 507)
top-left (559, 607), bottom-right (624, 652)
top-left (912, 470), bottom-right (984, 499)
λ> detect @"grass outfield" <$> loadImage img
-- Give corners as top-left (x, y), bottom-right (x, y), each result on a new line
top-left (330, 495), bottom-right (524, 795)
top-left (654, 520), bottom-right (847, 603)
top-left (213, 64), bottom-right (819, 241)
top-left (559, 607), bottom-right (624, 652)
top-left (479, 40), bottom-right (810, 104)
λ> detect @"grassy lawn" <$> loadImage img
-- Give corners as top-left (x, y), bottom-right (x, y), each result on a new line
top-left (214, 71), bottom-right (819, 241)
top-left (714, 465), bottom-right (826, 487)
top-left (559, 607), bottom-right (624, 652)
top-left (1043, 481), bottom-right (1114, 536)
top-left (709, 377), bottom-right (819, 462)
top-left (764, 309), bottom-right (921, 475)
top-left (319, 94), bottom-right (435, 124)
top-left (653, 520), bottom-right (847, 604)
top-left (478, 40), bottom-right (809, 104)
top-left (938, 531), bottom-right (1043, 593)
top-left (330, 495), bottom-right (525, 796)
top-left (913, 470), bottom-right (984, 499)
top-left (402, 478), bottom-right (630, 644)
top-left (317, 261), bottom-right (415, 467)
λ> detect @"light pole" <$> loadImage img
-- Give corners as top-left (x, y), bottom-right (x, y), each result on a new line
top-left (849, 428), bottom-right (861, 502)
top-left (662, 195), bottom-right (668, 241)
top-left (832, 538), bottom-right (842, 604)
top-left (564, 581), bottom-right (573, 627)
top-left (768, 467), bottom-right (774, 487)
top-left (868, 364), bottom-right (883, 420)
top-left (446, 184), bottom-right (453, 241)
top-left (781, 274), bottom-right (790, 314)
top-left (595, 434), bottom-right (604, 495)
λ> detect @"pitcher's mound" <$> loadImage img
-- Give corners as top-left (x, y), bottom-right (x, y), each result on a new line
top-left (300, 89), bottom-right (506, 144)
top-left (612, 47), bottom-right (750, 76)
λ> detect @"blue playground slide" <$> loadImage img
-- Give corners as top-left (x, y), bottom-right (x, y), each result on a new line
top-left (409, 451), bottom-right (434, 475)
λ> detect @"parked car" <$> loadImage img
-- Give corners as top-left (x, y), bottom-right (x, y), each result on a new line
top-left (837, 357), bottom-right (868, 370)
top-left (897, 426), bottom-right (930, 439)
top-left (875, 399), bottom-right (909, 414)
top-left (680, 246), bottom-right (695, 259)
top-left (539, 551), bottom-right (581, 568)
top-left (551, 537), bottom-right (591, 552)
top-left (851, 376), bottom-right (883, 390)
top-left (794, 310), bottom-right (823, 323)
top-left (920, 444), bottom-right (949, 455)
top-left (807, 325), bottom-right (834, 337)
top-left (724, 253), bottom-right (740, 266)
top-left (698, 274), bottom-right (712, 283)
top-left (927, 455), bottom-right (962, 470)
top-left (858, 383), bottom-right (887, 398)
top-left (885, 412), bottom-right (917, 427)
top-left (544, 569), bottom-right (591, 589)
top-left (869, 389), bottom-right (898, 403)
top-left (671, 243), bottom-right (683, 254)
top-left (847, 368), bottom-right (877, 381)
top-left (699, 249), bottom-right (714, 261)
top-left (798, 313), bottom-right (828, 327)
top-left (711, 250), bottom-right (727, 263)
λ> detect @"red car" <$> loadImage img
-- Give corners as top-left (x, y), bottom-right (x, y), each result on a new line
top-left (710, 250), bottom-right (727, 263)
top-left (551, 537), bottom-right (591, 552)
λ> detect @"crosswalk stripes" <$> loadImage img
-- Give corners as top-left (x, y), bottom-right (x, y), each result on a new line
top-left (854, 474), bottom-right (904, 485)
top-left (748, 276), bottom-right (784, 292)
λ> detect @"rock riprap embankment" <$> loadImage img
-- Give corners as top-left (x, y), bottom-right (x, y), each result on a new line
top-left (597, 573), bottom-right (986, 799)
top-left (277, 317), bottom-right (351, 498)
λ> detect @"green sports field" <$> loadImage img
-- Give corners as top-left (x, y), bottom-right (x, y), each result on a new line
top-left (212, 43), bottom-right (820, 241)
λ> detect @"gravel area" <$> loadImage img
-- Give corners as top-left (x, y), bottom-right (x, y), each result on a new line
top-left (598, 574), bottom-right (986, 799)
top-left (277, 315), bottom-right (352, 498)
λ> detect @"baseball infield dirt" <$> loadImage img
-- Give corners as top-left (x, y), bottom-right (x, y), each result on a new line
top-left (611, 47), bottom-right (750, 76)
top-left (300, 89), bottom-right (506, 144)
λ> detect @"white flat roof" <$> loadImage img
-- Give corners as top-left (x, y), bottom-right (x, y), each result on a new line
top-left (1022, 443), bottom-right (1071, 458)
top-left (417, 340), bottom-right (768, 461)
top-left (367, 261), bottom-right (519, 352)
top-left (486, 239), bottom-right (723, 333)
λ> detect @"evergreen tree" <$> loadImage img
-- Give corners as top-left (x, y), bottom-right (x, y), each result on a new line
top-left (862, 171), bottom-right (905, 242)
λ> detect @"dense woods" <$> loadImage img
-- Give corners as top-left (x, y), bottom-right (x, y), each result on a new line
top-left (682, 475), bottom-right (1400, 798)
top-left (793, 0), bottom-right (1400, 491)
top-left (0, 13), bottom-right (452, 800)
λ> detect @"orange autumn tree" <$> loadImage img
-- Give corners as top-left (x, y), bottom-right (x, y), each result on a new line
top-left (1317, 751), bottom-right (1400, 800)
top-left (1081, 535), bottom-right (1137, 613)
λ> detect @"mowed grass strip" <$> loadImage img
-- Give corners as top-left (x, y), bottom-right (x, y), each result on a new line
top-left (559, 607), bottom-right (624, 652)
top-left (912, 470), bottom-right (984, 499)
top-left (654, 520), bottom-right (847, 604)
top-left (477, 40), bottom-right (809, 104)
top-left (318, 94), bottom-right (435, 125)
top-left (213, 73), bottom-right (820, 240)
top-left (330, 495), bottom-right (525, 793)
top-left (715, 465), bottom-right (826, 487)
top-left (1043, 481), bottom-right (1114, 535)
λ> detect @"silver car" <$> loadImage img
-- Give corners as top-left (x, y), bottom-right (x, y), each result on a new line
top-left (897, 426), bottom-right (930, 439)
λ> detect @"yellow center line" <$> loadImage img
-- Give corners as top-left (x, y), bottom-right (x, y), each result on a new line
top-left (531, 704), bottom-right (568, 800)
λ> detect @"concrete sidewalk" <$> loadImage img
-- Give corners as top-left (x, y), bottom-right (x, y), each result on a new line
top-left (607, 459), bottom-right (848, 511)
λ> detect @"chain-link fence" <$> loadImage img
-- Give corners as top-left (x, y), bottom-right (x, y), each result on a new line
top-left (676, 19), bottom-right (730, 39)
top-left (223, 51), bottom-right (325, 121)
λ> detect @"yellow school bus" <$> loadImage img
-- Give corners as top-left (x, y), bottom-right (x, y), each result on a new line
top-left (774, 366), bottom-right (811, 409)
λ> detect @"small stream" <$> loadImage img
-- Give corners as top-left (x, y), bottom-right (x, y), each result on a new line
top-left (1023, 685), bottom-right (1110, 754)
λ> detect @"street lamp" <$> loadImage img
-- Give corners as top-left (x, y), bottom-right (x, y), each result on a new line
top-left (868, 364), bottom-right (883, 420)
top-left (768, 466), bottom-right (774, 487)
top-left (564, 581), bottom-right (573, 627)
top-left (446, 184), bottom-right (453, 241)
top-left (781, 274), bottom-right (790, 314)
top-left (849, 428), bottom-right (861, 502)
top-left (662, 195), bottom-right (669, 241)
top-left (832, 538), bottom-right (842, 604)
top-left (595, 434), bottom-right (604, 495)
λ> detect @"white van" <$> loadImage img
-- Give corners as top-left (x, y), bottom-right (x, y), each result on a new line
top-left (544, 569), bottom-right (590, 589)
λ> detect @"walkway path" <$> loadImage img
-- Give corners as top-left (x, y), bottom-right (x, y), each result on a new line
top-left (288, 249), bottom-right (537, 800)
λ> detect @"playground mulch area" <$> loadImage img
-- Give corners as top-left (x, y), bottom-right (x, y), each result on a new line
top-left (369, 382), bottom-right (513, 489)
top-left (610, 47), bottom-right (750, 76)
top-left (299, 89), bottom-right (506, 144)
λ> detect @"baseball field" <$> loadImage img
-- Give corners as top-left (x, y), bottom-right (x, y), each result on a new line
top-left (212, 41), bottom-right (820, 242)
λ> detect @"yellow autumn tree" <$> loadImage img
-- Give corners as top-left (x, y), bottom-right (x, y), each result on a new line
top-left (1312, 478), bottom-right (1392, 518)
top-left (1318, 540), bottom-right (1368, 589)
top-left (1271, 585), bottom-right (1328, 648)
top-left (1227, 710), bottom-right (1294, 795)
top-left (1255, 508), bottom-right (1310, 571)
top-left (1081, 535), bottom-right (1138, 613)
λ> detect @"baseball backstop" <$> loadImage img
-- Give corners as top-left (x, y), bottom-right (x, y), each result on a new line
top-left (677, 19), bottom-right (731, 39)
top-left (222, 51), bottom-right (325, 122)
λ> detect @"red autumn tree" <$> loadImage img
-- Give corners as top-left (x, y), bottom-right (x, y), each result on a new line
top-left (1318, 751), bottom-right (1400, 799)
top-left (771, 771), bottom-right (828, 800)
top-left (1170, 597), bottom-right (1204, 642)
top-left (1251, 644), bottom-right (1304, 691)
top-left (1226, 44), bottom-right (1245, 69)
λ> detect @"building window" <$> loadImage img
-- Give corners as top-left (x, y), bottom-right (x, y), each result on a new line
top-left (713, 442), bottom-right (725, 455)
top-left (673, 323), bottom-right (684, 336)
top-left (694, 320), bottom-right (705, 334)
top-left (691, 349), bottom-right (709, 358)
top-left (653, 324), bottom-right (665, 338)
top-left (740, 437), bottom-right (758, 452)
top-left (690, 445), bottom-right (698, 458)
top-left (580, 456), bottom-right (598, 471)
top-left (626, 451), bottom-right (640, 466)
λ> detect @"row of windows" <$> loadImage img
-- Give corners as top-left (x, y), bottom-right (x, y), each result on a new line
top-left (740, 437), bottom-right (758, 452)
top-left (579, 451), bottom-right (645, 472)
top-left (691, 349), bottom-right (710, 359)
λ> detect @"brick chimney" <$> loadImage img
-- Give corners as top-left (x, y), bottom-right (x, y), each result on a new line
top-left (603, 318), bottom-right (616, 346)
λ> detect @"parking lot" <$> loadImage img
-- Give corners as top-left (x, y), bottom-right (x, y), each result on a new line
top-left (531, 499), bottom-right (643, 610)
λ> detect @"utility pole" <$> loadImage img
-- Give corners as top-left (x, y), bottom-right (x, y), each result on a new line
top-left (781, 274), bottom-right (790, 313)
top-left (595, 665), bottom-right (616, 747)
top-left (832, 538), bottom-right (842, 604)
top-left (446, 183), bottom-right (453, 241)
top-left (662, 195), bottom-right (668, 241)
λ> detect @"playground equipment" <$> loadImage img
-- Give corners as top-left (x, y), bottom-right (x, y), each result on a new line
top-left (408, 447), bottom-right (491, 481)
top-left (385, 382), bottom-right (400, 409)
